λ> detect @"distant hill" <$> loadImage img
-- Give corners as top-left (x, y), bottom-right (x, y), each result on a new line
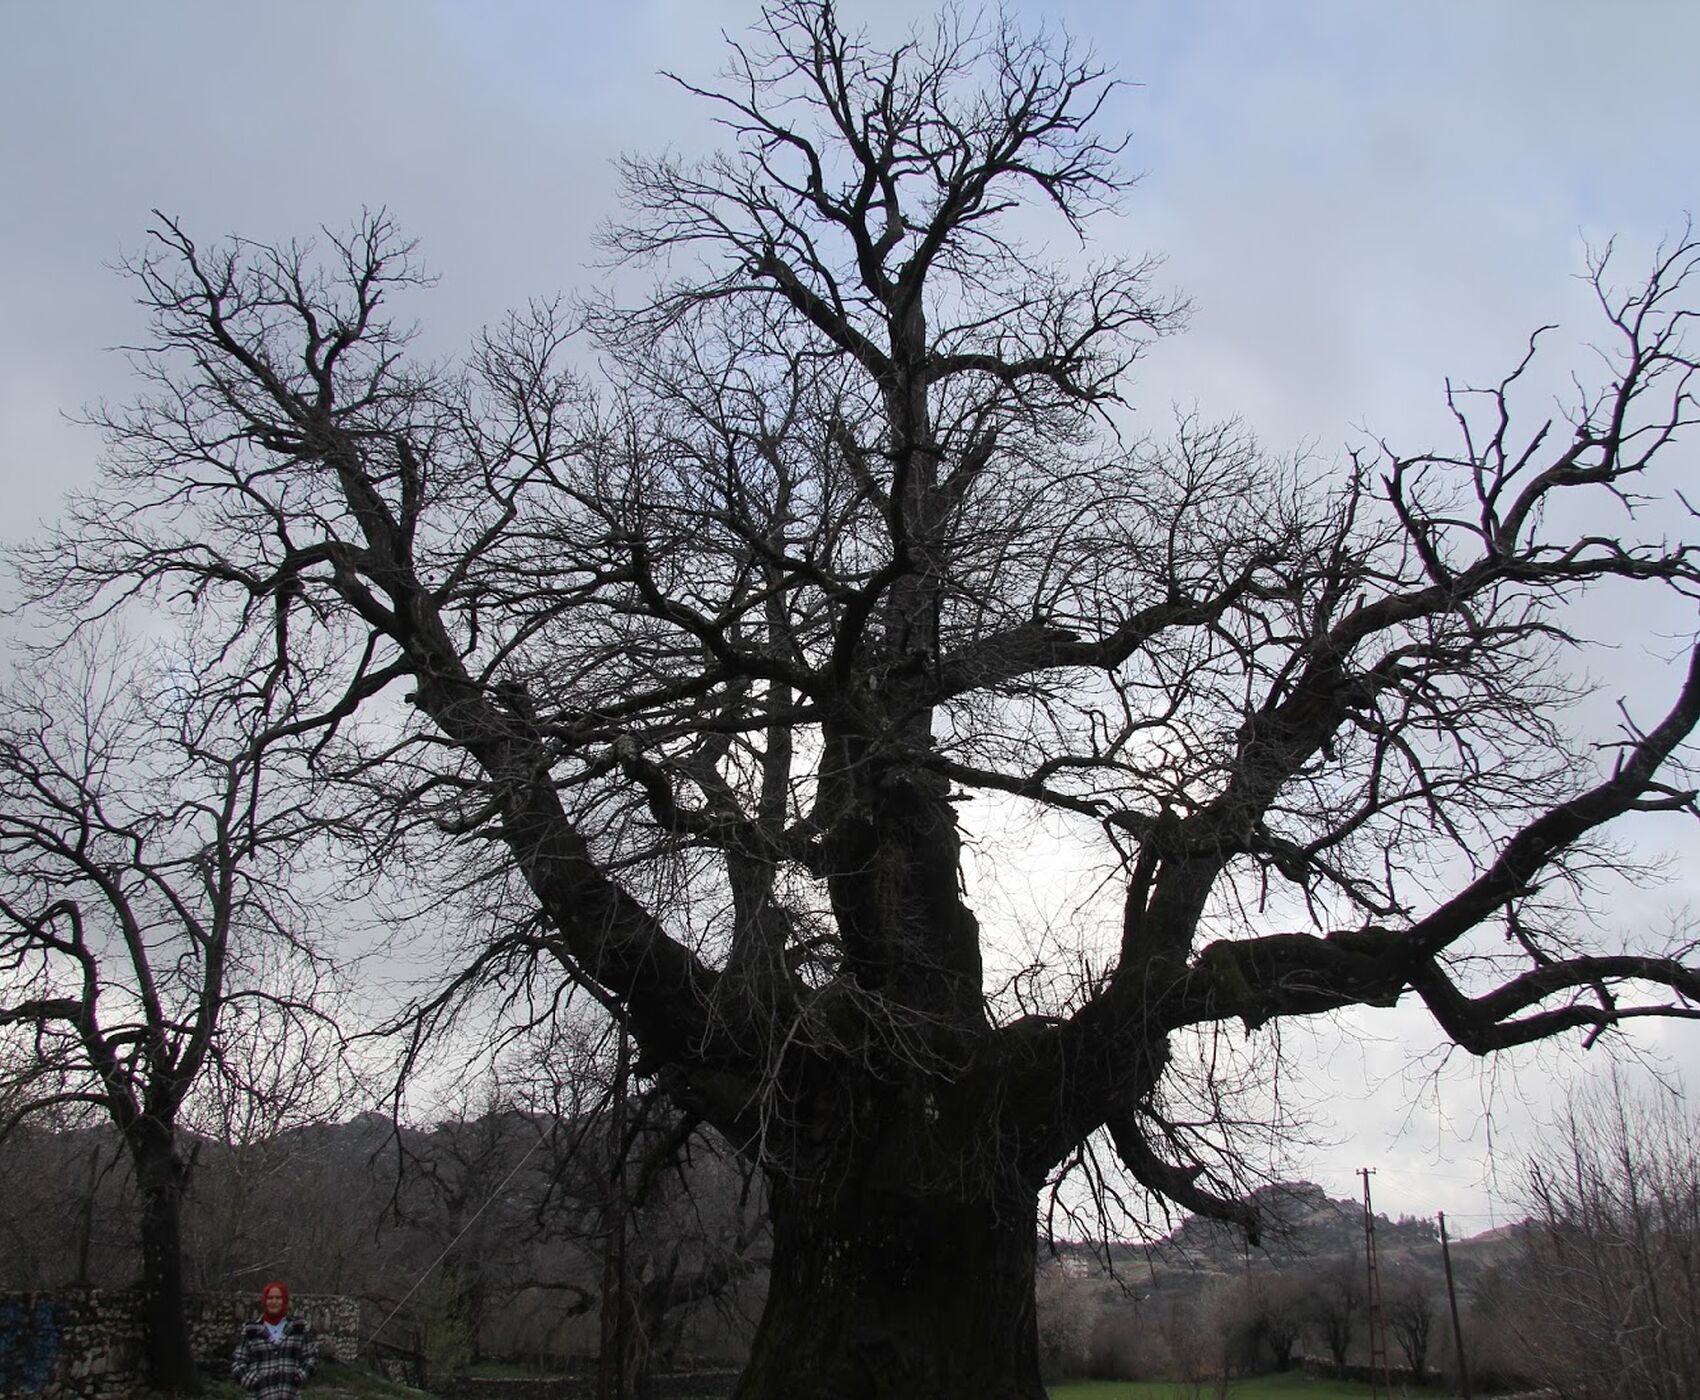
top-left (1048, 1179), bottom-right (1518, 1306)
top-left (1165, 1179), bottom-right (1439, 1260)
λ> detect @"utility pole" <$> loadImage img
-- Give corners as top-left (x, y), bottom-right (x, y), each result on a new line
top-left (1438, 1212), bottom-right (1473, 1400)
top-left (597, 1028), bottom-right (631, 1400)
top-left (1358, 1168), bottom-right (1391, 1397)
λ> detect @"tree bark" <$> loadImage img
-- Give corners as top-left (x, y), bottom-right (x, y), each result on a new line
top-left (131, 1123), bottom-right (200, 1394)
top-left (734, 1161), bottom-right (1043, 1400)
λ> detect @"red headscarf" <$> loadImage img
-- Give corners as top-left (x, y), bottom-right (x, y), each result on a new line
top-left (261, 1281), bottom-right (289, 1323)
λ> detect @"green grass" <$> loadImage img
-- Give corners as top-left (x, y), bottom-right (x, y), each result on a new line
top-left (316, 1359), bottom-right (439, 1396)
top-left (463, 1360), bottom-right (552, 1378)
top-left (149, 1359), bottom-right (435, 1399)
top-left (1050, 1376), bottom-right (1423, 1400)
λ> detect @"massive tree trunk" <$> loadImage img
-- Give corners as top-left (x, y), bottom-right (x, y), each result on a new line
top-left (715, 729), bottom-right (1049, 1399)
top-left (734, 1103), bottom-right (1044, 1400)
top-left (710, 1011), bottom-right (1068, 1396)
top-left (131, 1121), bottom-right (199, 1394)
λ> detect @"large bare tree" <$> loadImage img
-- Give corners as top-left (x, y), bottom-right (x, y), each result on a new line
top-left (0, 642), bottom-right (338, 1392)
top-left (14, 4), bottom-right (1700, 1396)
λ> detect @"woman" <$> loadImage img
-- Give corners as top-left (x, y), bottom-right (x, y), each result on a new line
top-left (232, 1280), bottom-right (319, 1399)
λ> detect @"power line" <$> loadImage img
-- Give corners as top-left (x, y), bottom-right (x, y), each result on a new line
top-left (366, 1128), bottom-right (548, 1352)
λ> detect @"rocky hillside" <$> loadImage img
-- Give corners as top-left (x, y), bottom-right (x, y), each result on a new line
top-left (1050, 1179), bottom-right (1514, 1304)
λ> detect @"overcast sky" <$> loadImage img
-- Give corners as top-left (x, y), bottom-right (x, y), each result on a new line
top-left (4, 1), bottom-right (1699, 1230)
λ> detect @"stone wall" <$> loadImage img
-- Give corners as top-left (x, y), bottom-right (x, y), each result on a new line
top-left (191, 1291), bottom-right (360, 1370)
top-left (0, 1288), bottom-right (359, 1398)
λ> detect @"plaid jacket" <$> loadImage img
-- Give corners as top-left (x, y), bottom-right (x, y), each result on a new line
top-left (232, 1316), bottom-right (319, 1399)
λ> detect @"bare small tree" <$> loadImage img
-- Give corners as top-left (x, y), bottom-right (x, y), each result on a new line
top-left (1309, 1259), bottom-right (1361, 1377)
top-left (1246, 1271), bottom-right (1306, 1372)
top-left (1386, 1277), bottom-right (1437, 1384)
top-left (0, 1111), bottom-right (129, 1289)
top-left (1502, 1080), bottom-right (1700, 1399)
top-left (14, 3), bottom-right (1700, 1395)
top-left (375, 1019), bottom-right (767, 1389)
top-left (0, 641), bottom-right (340, 1391)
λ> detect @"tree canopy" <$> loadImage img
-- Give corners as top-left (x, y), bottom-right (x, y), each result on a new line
top-left (10, 4), bottom-right (1700, 1396)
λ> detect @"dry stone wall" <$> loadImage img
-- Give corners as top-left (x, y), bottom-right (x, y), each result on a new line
top-left (0, 1288), bottom-right (358, 1397)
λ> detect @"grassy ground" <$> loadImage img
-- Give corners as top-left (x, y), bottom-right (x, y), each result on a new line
top-left (1050, 1376), bottom-right (1416, 1400)
top-left (312, 1360), bottom-right (439, 1398)
top-left (169, 1365), bottom-right (1410, 1399)
top-left (149, 1359), bottom-right (435, 1399)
